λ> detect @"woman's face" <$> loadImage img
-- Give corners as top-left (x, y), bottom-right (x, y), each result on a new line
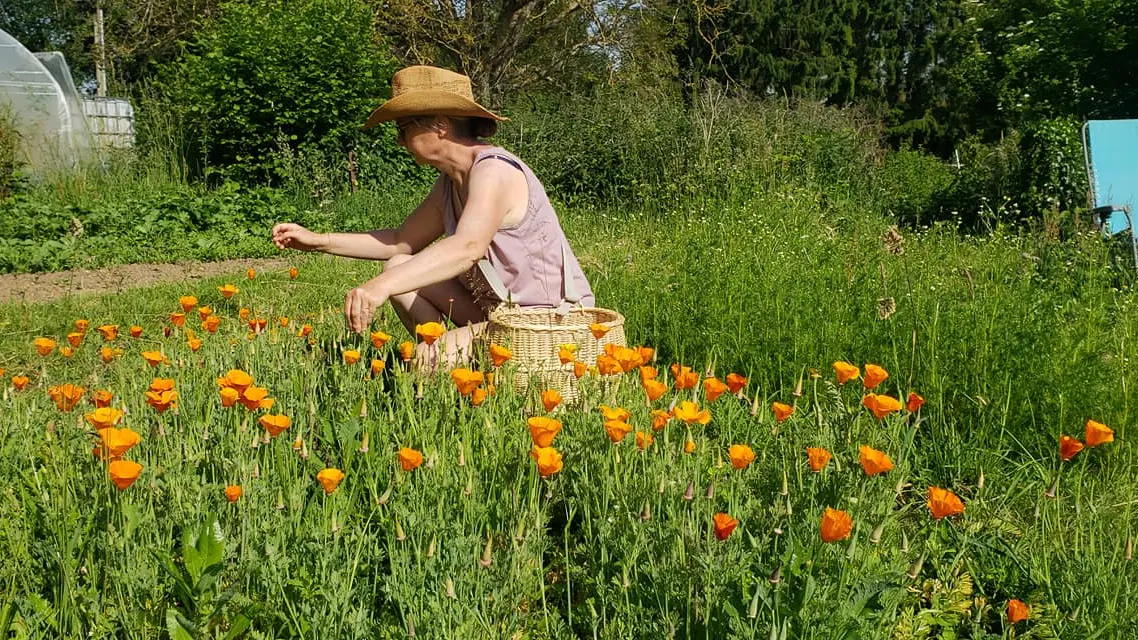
top-left (395, 117), bottom-right (438, 163)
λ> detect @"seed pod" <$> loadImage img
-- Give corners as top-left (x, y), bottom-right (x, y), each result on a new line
top-left (444, 576), bottom-right (456, 598)
top-left (377, 485), bottom-right (392, 506)
top-left (1127, 536), bottom-right (1134, 562)
top-left (869, 521), bottom-right (884, 545)
top-left (395, 520), bottom-right (406, 541)
top-left (640, 502), bottom-right (651, 521)
top-left (426, 536), bottom-right (436, 559)
top-left (683, 480), bottom-right (695, 501)
top-left (768, 565), bottom-right (782, 585)
top-left (780, 470), bottom-right (788, 496)
top-left (705, 480), bottom-right (715, 500)
top-left (359, 431), bottom-right (369, 453)
top-left (1044, 475), bottom-right (1060, 498)
top-left (906, 554), bottom-right (925, 580)
top-left (976, 467), bottom-right (985, 491)
top-left (748, 585), bottom-right (762, 618)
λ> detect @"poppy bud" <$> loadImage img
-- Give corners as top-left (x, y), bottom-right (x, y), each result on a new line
top-left (479, 536), bottom-right (493, 567)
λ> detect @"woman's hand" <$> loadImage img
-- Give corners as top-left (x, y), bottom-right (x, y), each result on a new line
top-left (271, 223), bottom-right (328, 251)
top-left (344, 281), bottom-right (389, 334)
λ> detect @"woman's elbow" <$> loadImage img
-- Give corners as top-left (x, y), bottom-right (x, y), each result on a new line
top-left (458, 239), bottom-right (486, 267)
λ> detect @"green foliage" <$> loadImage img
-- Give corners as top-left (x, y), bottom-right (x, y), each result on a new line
top-left (0, 105), bottom-right (25, 200)
top-left (161, 0), bottom-right (406, 184)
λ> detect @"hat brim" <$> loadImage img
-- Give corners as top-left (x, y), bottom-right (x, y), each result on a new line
top-left (363, 90), bottom-right (507, 129)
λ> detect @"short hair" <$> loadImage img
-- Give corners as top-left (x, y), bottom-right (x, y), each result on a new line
top-left (445, 116), bottom-right (498, 140)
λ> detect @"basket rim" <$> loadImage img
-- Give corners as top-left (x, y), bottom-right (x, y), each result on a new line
top-left (488, 306), bottom-right (625, 332)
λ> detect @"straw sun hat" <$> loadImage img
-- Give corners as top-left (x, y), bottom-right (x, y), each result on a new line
top-left (363, 65), bottom-right (507, 129)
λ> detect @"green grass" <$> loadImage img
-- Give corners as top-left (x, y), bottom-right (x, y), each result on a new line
top-left (1, 188), bottom-right (1136, 638)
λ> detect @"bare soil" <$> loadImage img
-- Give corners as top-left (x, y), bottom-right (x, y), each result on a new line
top-left (0, 258), bottom-right (292, 305)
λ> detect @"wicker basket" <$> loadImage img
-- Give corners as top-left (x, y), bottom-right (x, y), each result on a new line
top-left (484, 306), bottom-right (626, 401)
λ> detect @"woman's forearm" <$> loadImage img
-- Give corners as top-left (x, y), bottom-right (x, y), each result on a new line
top-left (321, 229), bottom-right (408, 260)
top-left (371, 236), bottom-right (482, 297)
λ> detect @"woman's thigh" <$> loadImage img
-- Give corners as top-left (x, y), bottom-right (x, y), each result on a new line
top-left (415, 277), bottom-right (488, 327)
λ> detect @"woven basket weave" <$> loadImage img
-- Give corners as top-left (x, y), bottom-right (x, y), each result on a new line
top-left (485, 306), bottom-right (626, 401)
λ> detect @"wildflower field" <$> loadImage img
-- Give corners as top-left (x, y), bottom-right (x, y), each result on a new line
top-left (2, 198), bottom-right (1137, 639)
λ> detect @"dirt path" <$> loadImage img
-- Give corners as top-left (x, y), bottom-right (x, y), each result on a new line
top-left (0, 258), bottom-right (293, 305)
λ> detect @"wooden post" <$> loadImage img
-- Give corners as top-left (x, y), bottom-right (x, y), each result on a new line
top-left (94, 5), bottom-right (107, 97)
top-left (347, 150), bottom-right (358, 194)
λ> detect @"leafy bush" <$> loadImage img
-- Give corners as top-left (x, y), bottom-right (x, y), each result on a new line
top-left (161, 0), bottom-right (408, 185)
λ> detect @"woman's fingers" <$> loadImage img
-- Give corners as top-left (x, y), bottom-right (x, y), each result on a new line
top-left (344, 288), bottom-right (374, 334)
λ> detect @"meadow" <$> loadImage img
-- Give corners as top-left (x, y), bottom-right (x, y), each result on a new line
top-left (2, 177), bottom-right (1137, 639)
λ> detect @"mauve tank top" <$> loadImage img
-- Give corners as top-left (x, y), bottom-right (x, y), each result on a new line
top-left (441, 146), bottom-right (595, 312)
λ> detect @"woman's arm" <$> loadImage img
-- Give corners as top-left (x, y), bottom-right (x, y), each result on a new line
top-left (272, 178), bottom-right (446, 260)
top-left (343, 159), bottom-right (524, 332)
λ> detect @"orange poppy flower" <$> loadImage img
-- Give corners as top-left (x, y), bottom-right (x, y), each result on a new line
top-left (259, 414), bottom-right (290, 437)
top-left (97, 325), bottom-right (119, 341)
top-left (217, 369), bottom-right (253, 391)
top-left (859, 445), bottom-right (894, 476)
top-left (248, 318), bottom-right (267, 333)
top-left (33, 337), bottom-right (56, 356)
top-left (450, 368), bottom-right (484, 396)
top-left (704, 377), bottom-right (728, 402)
top-left (246, 268), bottom-right (256, 280)
top-left (297, 324), bottom-right (312, 338)
top-left (927, 486), bottom-right (965, 520)
top-left (278, 316), bottom-right (290, 327)
top-left (772, 402), bottom-right (794, 422)
top-left (415, 322), bottom-right (445, 345)
top-left (557, 343), bottom-right (578, 364)
top-left (239, 386), bottom-right (270, 411)
top-left (342, 350), bottom-right (361, 365)
top-left (179, 295), bottom-right (198, 312)
top-left (1059, 434), bottom-right (1084, 461)
top-left (637, 346), bottom-right (655, 363)
top-left (610, 346), bottom-right (644, 372)
top-left (807, 447), bottom-right (832, 472)
top-left (197, 306), bottom-right (212, 320)
top-left (861, 394), bottom-right (902, 420)
top-left (225, 485), bottom-right (243, 502)
top-left (1085, 419), bottom-right (1114, 447)
top-left (684, 437), bottom-right (697, 453)
top-left (596, 354), bottom-right (622, 376)
top-left (483, 343), bottom-right (512, 368)
top-left (149, 378), bottom-right (175, 393)
top-left (399, 447), bottom-right (424, 471)
top-left (713, 513), bottom-right (738, 540)
top-left (538, 389), bottom-right (561, 412)
top-left (66, 332), bottom-right (83, 348)
top-left (643, 378), bottom-right (668, 402)
top-left (360, 330), bottom-right (390, 350)
top-left (49, 383), bottom-right (86, 411)
top-left (129, 325), bottom-right (143, 338)
top-left (635, 431), bottom-right (654, 450)
top-left (13, 375), bottom-right (30, 390)
top-left (603, 419), bottom-right (632, 443)
top-left (530, 445), bottom-right (563, 477)
top-left (399, 341), bottom-right (415, 361)
top-left (219, 387), bottom-right (239, 407)
top-left (906, 392), bottom-right (925, 412)
top-left (289, 266), bottom-right (299, 279)
top-left (650, 409), bottom-right (672, 431)
top-left (141, 351), bottom-right (164, 367)
top-left (725, 373), bottom-right (747, 394)
top-left (92, 389), bottom-right (113, 407)
top-left (471, 387), bottom-right (489, 406)
top-left (187, 338), bottom-right (202, 352)
top-left (96, 427), bottom-right (141, 459)
top-left (85, 407), bottom-right (124, 430)
top-left (108, 460), bottom-right (143, 490)
top-left (832, 361), bottom-right (860, 384)
top-left (145, 389), bottom-right (178, 413)
top-left (238, 308), bottom-right (251, 320)
top-left (1007, 600), bottom-right (1029, 624)
top-left (820, 507), bottom-right (853, 542)
top-left (599, 405), bottom-right (631, 422)
top-left (673, 400), bottom-right (711, 425)
top-left (572, 360), bottom-right (587, 379)
top-left (639, 366), bottom-right (658, 383)
top-left (218, 284), bottom-right (238, 299)
top-left (862, 363), bottom-right (889, 389)
top-left (167, 312), bottom-right (185, 328)
top-left (728, 444), bottom-right (755, 469)
top-left (670, 364), bottom-right (699, 390)
top-left (74, 319), bottom-right (90, 332)
top-left (589, 323), bottom-right (610, 339)
top-left (316, 468), bottom-right (344, 494)
top-left (369, 359), bottom-right (386, 376)
top-left (99, 346), bottom-right (122, 363)
top-left (59, 346), bottom-right (74, 358)
top-left (528, 416), bottom-right (562, 447)
top-left (200, 315), bottom-right (220, 333)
